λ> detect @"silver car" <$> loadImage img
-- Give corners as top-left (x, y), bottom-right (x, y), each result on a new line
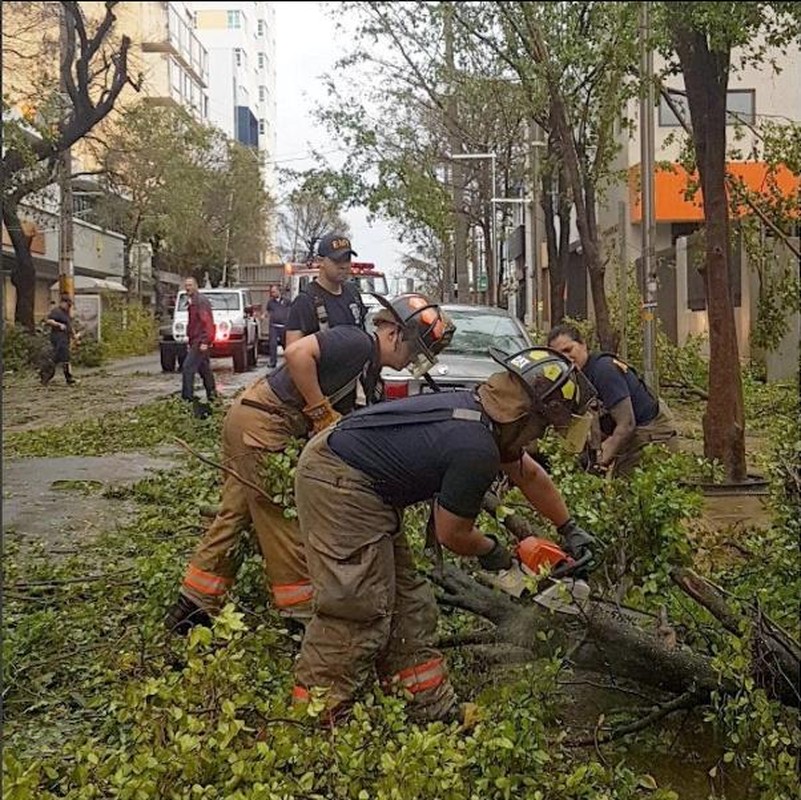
top-left (379, 304), bottom-right (533, 399)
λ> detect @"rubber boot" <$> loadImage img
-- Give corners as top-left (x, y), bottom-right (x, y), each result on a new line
top-left (165, 595), bottom-right (213, 636)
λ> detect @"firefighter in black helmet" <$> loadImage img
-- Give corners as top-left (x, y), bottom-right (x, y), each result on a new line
top-left (165, 293), bottom-right (454, 635)
top-left (290, 346), bottom-right (598, 726)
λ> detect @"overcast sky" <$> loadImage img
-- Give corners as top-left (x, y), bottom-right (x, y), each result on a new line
top-left (274, 1), bottom-right (404, 283)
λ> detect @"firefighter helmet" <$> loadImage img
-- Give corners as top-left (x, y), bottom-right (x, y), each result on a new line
top-left (488, 346), bottom-right (597, 420)
top-left (372, 293), bottom-right (455, 377)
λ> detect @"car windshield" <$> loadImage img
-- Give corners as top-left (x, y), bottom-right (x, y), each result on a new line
top-left (176, 292), bottom-right (242, 312)
top-left (445, 309), bottom-right (529, 355)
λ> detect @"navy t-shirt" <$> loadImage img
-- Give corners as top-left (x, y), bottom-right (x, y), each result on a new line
top-left (328, 392), bottom-right (500, 518)
top-left (583, 353), bottom-right (658, 425)
top-left (286, 281), bottom-right (365, 335)
top-left (47, 307), bottom-right (72, 349)
top-left (268, 326), bottom-right (375, 414)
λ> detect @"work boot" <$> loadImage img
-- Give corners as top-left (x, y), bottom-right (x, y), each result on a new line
top-left (164, 595), bottom-right (212, 636)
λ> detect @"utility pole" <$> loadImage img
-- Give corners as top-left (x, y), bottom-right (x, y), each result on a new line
top-left (58, 6), bottom-right (74, 299)
top-left (640, 1), bottom-right (658, 389)
top-left (524, 119), bottom-right (543, 330)
top-left (618, 200), bottom-right (629, 360)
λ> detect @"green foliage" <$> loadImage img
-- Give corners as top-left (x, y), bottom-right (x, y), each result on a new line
top-left (4, 396), bottom-right (225, 458)
top-left (71, 334), bottom-right (105, 367)
top-left (259, 439), bottom-right (303, 517)
top-left (536, 435), bottom-right (702, 590)
top-left (2, 324), bottom-right (44, 372)
top-left (99, 293), bottom-right (159, 359)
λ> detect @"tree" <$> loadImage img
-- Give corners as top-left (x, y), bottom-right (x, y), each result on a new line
top-left (1, 1), bottom-right (137, 329)
top-left (277, 185), bottom-right (351, 261)
top-left (656, 1), bottom-right (801, 481)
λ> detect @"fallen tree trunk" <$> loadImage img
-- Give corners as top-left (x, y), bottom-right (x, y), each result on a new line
top-left (426, 493), bottom-right (801, 709)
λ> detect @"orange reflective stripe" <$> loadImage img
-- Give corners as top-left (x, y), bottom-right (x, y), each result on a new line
top-left (292, 685), bottom-right (310, 703)
top-left (183, 565), bottom-right (233, 597)
top-left (273, 580), bottom-right (313, 608)
top-left (392, 658), bottom-right (445, 694)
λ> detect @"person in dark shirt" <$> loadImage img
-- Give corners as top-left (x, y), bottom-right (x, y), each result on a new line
top-left (165, 293), bottom-right (454, 636)
top-left (547, 323), bottom-right (678, 476)
top-left (266, 284), bottom-right (290, 368)
top-left (290, 346), bottom-right (598, 726)
top-left (285, 232), bottom-right (366, 346)
top-left (181, 276), bottom-right (217, 404)
top-left (41, 294), bottom-right (78, 386)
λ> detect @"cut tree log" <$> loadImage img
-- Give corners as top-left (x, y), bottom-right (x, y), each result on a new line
top-left (427, 493), bottom-right (801, 708)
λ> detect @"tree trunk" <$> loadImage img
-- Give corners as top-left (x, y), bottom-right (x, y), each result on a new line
top-left (542, 171), bottom-right (565, 324)
top-left (3, 198), bottom-right (37, 331)
top-left (672, 27), bottom-right (746, 482)
top-left (548, 91), bottom-right (616, 349)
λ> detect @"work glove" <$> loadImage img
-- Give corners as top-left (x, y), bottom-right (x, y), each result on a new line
top-left (476, 535), bottom-right (513, 572)
top-left (556, 518), bottom-right (597, 562)
top-left (303, 397), bottom-right (342, 435)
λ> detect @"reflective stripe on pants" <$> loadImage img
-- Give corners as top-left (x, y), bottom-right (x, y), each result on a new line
top-left (180, 380), bottom-right (312, 618)
top-left (293, 431), bottom-right (458, 722)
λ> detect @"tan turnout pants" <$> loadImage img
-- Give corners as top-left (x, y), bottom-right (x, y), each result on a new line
top-left (180, 379), bottom-right (313, 620)
top-left (613, 399), bottom-right (679, 477)
top-left (292, 430), bottom-right (459, 722)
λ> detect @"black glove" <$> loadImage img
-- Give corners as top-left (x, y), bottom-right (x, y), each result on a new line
top-left (477, 535), bottom-right (513, 572)
top-left (557, 519), bottom-right (596, 562)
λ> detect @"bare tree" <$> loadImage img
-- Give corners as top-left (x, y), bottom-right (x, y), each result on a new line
top-left (278, 187), bottom-right (351, 262)
top-left (1, 1), bottom-right (138, 329)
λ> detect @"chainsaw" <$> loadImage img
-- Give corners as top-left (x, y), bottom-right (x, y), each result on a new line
top-left (477, 535), bottom-right (593, 615)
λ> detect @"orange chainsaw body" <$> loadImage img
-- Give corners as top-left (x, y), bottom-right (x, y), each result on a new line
top-left (516, 537), bottom-right (573, 575)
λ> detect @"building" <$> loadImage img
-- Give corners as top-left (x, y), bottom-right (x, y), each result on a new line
top-left (596, 39), bottom-right (800, 372)
top-left (190, 2), bottom-right (277, 197)
top-left (2, 2), bottom-right (209, 324)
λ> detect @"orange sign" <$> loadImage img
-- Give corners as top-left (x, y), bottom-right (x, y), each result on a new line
top-left (629, 161), bottom-right (799, 223)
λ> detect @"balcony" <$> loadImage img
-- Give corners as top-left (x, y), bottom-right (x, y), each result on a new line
top-left (141, 3), bottom-right (208, 86)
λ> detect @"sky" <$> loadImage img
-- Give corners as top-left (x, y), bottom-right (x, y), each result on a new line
top-left (273, 1), bottom-right (405, 284)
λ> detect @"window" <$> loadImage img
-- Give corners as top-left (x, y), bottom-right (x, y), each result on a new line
top-left (258, 52), bottom-right (265, 70)
top-left (659, 89), bottom-right (756, 127)
top-left (259, 119), bottom-right (266, 135)
top-left (227, 9), bottom-right (241, 28)
top-left (259, 85), bottom-right (266, 103)
top-left (234, 48), bottom-right (242, 67)
top-left (257, 19), bottom-right (264, 37)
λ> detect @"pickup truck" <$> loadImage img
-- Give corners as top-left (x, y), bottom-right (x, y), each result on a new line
top-left (159, 287), bottom-right (260, 373)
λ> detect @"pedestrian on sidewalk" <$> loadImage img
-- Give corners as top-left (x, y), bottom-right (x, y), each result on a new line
top-left (40, 294), bottom-right (79, 386)
top-left (181, 276), bottom-right (217, 406)
top-left (266, 284), bottom-right (290, 368)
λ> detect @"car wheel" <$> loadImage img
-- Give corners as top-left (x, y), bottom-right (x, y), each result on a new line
top-left (160, 343), bottom-right (176, 373)
top-left (247, 341), bottom-right (257, 368)
top-left (232, 342), bottom-right (247, 373)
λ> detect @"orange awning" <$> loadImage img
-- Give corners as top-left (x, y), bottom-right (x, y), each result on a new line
top-left (629, 162), bottom-right (799, 223)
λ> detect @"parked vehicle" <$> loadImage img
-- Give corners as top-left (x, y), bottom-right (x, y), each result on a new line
top-left (159, 287), bottom-right (259, 374)
top-left (377, 304), bottom-right (533, 399)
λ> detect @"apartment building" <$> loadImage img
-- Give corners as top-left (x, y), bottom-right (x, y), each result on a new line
top-left (597, 41), bottom-right (800, 368)
top-left (190, 2), bottom-right (277, 196)
top-left (2, 2), bottom-right (210, 322)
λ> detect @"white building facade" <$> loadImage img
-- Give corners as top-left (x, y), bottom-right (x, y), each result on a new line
top-left (190, 2), bottom-right (277, 195)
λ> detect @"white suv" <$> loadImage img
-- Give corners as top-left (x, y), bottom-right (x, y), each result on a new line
top-left (160, 288), bottom-right (259, 373)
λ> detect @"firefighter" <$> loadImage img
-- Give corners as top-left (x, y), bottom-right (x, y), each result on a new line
top-left (285, 232), bottom-right (366, 347)
top-left (291, 346), bottom-right (598, 724)
top-left (547, 323), bottom-right (678, 476)
top-left (164, 293), bottom-right (455, 635)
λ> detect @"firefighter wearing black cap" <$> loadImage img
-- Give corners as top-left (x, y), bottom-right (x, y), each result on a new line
top-left (164, 293), bottom-right (454, 634)
top-left (291, 345), bottom-right (598, 724)
top-left (285, 232), bottom-right (366, 346)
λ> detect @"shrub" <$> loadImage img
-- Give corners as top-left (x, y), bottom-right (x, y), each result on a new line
top-left (99, 292), bottom-right (159, 359)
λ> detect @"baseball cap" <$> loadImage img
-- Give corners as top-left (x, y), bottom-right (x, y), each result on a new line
top-left (317, 233), bottom-right (358, 262)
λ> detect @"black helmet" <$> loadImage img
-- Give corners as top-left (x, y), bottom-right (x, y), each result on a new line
top-left (488, 346), bottom-right (596, 419)
top-left (372, 293), bottom-right (455, 377)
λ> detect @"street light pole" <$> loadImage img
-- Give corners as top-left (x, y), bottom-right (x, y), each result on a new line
top-left (58, 6), bottom-right (74, 300)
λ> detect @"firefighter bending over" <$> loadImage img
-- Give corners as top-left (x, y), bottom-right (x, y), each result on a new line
top-left (291, 347), bottom-right (598, 725)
